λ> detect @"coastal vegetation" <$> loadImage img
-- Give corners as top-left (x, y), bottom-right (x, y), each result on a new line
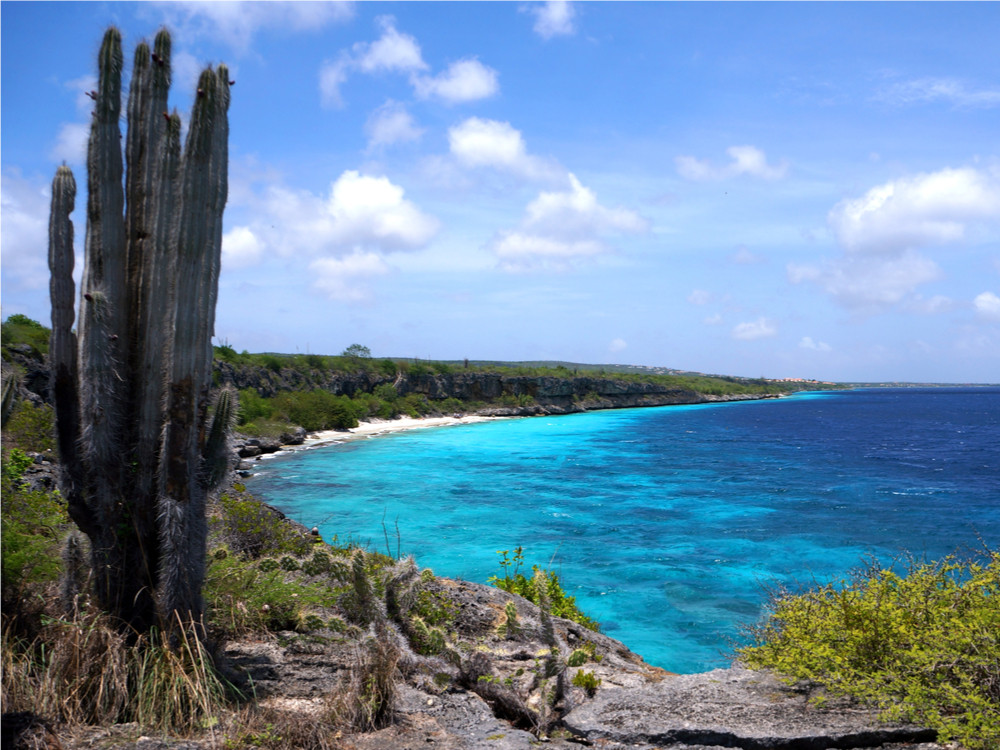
top-left (740, 551), bottom-right (1000, 749)
top-left (488, 546), bottom-right (600, 631)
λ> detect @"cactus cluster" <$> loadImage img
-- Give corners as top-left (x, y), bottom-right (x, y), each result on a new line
top-left (48, 26), bottom-right (234, 634)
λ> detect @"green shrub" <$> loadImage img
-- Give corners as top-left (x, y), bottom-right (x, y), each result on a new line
top-left (739, 551), bottom-right (1000, 749)
top-left (237, 388), bottom-right (273, 425)
top-left (571, 669), bottom-right (601, 696)
top-left (2, 401), bottom-right (56, 453)
top-left (567, 649), bottom-right (588, 667)
top-left (1, 482), bottom-right (67, 605)
top-left (1, 314), bottom-right (50, 356)
top-left (204, 549), bottom-right (337, 637)
top-left (488, 547), bottom-right (600, 632)
top-left (214, 492), bottom-right (311, 559)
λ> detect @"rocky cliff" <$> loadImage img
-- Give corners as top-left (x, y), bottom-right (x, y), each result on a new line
top-left (213, 360), bottom-right (779, 416)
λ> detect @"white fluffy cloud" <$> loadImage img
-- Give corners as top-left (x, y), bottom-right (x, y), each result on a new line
top-left (310, 170), bottom-right (439, 250)
top-left (365, 100), bottom-right (424, 149)
top-left (974, 291), bottom-right (1000, 321)
top-left (50, 123), bottom-right (89, 166)
top-left (1, 169), bottom-right (56, 290)
top-left (222, 225), bottom-right (264, 269)
top-left (320, 16), bottom-right (427, 108)
top-left (319, 57), bottom-right (351, 109)
top-left (153, 0), bottom-right (354, 53)
top-left (319, 17), bottom-right (498, 108)
top-left (789, 251), bottom-right (942, 311)
top-left (490, 174), bottom-right (648, 271)
top-left (829, 167), bottom-right (1000, 255)
top-left (732, 317), bottom-right (777, 341)
top-left (528, 1), bottom-right (577, 39)
top-left (224, 169), bottom-right (438, 299)
top-left (792, 167), bottom-right (1000, 313)
top-left (310, 251), bottom-right (391, 302)
top-left (676, 145), bottom-right (788, 181)
top-left (413, 58), bottom-right (499, 104)
top-left (448, 118), bottom-right (561, 181)
top-left (609, 338), bottom-right (627, 353)
top-left (355, 16), bottom-right (427, 74)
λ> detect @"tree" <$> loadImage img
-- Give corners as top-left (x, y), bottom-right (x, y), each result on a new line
top-left (48, 27), bottom-right (235, 636)
top-left (342, 343), bottom-right (372, 359)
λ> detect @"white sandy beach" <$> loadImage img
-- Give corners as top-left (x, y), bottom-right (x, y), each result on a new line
top-left (292, 414), bottom-right (504, 452)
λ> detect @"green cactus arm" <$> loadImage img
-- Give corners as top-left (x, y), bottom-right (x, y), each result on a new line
top-left (200, 386), bottom-right (238, 491)
top-left (47, 165), bottom-right (94, 536)
top-left (78, 26), bottom-right (127, 505)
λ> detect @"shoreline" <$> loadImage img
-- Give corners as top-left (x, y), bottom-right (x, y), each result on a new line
top-left (283, 414), bottom-right (508, 453)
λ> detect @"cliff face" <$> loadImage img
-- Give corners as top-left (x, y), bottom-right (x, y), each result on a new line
top-left (213, 362), bottom-right (777, 415)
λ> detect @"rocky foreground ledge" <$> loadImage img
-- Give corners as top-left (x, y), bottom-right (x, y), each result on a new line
top-left (217, 579), bottom-right (946, 750)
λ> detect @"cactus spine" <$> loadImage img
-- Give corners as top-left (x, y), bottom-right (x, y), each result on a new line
top-left (47, 26), bottom-right (234, 635)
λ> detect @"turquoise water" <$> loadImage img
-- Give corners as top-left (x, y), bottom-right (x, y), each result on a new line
top-left (247, 388), bottom-right (1000, 673)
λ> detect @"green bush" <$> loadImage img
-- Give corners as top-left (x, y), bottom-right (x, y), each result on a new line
top-left (272, 390), bottom-right (360, 431)
top-left (2, 401), bottom-right (56, 453)
top-left (214, 492), bottom-right (312, 559)
top-left (571, 669), bottom-right (601, 695)
top-left (1, 449), bottom-right (68, 605)
top-left (488, 547), bottom-right (600, 631)
top-left (237, 388), bottom-right (273, 425)
top-left (204, 549), bottom-right (338, 637)
top-left (739, 551), bottom-right (1000, 749)
top-left (1, 314), bottom-right (50, 356)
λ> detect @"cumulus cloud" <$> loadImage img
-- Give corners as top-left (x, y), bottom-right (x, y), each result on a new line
top-left (528, 1), bottom-right (577, 39)
top-left (222, 168), bottom-right (438, 299)
top-left (447, 118), bottom-right (561, 181)
top-left (974, 291), bottom-right (1000, 321)
top-left (829, 167), bottom-right (1000, 255)
top-left (676, 145), bottom-right (788, 181)
top-left (1, 169), bottom-right (56, 290)
top-left (354, 16), bottom-right (427, 74)
top-left (305, 170), bottom-right (439, 250)
top-left (50, 123), bottom-right (89, 166)
top-left (609, 338), bottom-right (627, 353)
top-left (310, 251), bottom-right (391, 302)
top-left (732, 317), bottom-right (777, 341)
top-left (320, 16), bottom-right (427, 108)
top-left (792, 167), bottom-right (1000, 313)
top-left (413, 58), bottom-right (499, 104)
top-left (152, 0), bottom-right (354, 53)
top-left (799, 336), bottom-right (832, 352)
top-left (365, 100), bottom-right (424, 149)
top-left (490, 174), bottom-right (648, 271)
top-left (319, 56), bottom-right (352, 108)
top-left (877, 77), bottom-right (1000, 109)
top-left (789, 251), bottom-right (942, 311)
top-left (319, 16), bottom-right (498, 108)
top-left (222, 226), bottom-right (265, 269)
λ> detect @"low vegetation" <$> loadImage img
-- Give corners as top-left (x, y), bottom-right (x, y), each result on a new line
top-left (739, 551), bottom-right (1000, 749)
top-left (488, 546), bottom-right (600, 631)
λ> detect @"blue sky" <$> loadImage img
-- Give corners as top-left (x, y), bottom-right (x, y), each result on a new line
top-left (3, 1), bottom-right (999, 382)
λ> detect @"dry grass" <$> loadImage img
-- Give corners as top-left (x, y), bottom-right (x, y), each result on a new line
top-left (327, 626), bottom-right (400, 732)
top-left (1, 611), bottom-right (238, 734)
top-left (223, 703), bottom-right (343, 749)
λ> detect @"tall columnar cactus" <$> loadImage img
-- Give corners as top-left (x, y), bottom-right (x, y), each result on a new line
top-left (48, 26), bottom-right (235, 634)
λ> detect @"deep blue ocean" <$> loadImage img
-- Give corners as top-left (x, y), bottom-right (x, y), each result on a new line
top-left (246, 387), bottom-right (1000, 673)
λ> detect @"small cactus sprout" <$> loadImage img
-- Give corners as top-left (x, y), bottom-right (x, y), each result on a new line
top-left (47, 26), bottom-right (233, 637)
